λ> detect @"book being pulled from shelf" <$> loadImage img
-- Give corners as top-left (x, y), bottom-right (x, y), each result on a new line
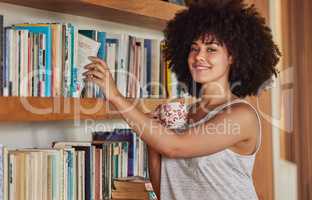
top-left (112, 176), bottom-right (158, 200)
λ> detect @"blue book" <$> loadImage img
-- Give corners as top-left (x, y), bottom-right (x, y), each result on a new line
top-left (97, 31), bottom-right (106, 60)
top-left (14, 24), bottom-right (52, 97)
top-left (50, 154), bottom-right (58, 200)
top-left (93, 129), bottom-right (137, 176)
top-left (78, 30), bottom-right (96, 39)
top-left (144, 39), bottom-right (152, 97)
top-left (0, 15), bottom-right (3, 96)
top-left (65, 149), bottom-right (74, 200)
top-left (69, 24), bottom-right (77, 97)
top-left (3, 27), bottom-right (10, 96)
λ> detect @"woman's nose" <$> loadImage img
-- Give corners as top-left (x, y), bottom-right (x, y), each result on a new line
top-left (195, 50), bottom-right (207, 62)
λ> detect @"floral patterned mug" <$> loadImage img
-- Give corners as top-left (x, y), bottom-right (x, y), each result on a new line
top-left (153, 102), bottom-right (188, 129)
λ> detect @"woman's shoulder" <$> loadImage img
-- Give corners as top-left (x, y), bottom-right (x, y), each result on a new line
top-left (219, 99), bottom-right (260, 126)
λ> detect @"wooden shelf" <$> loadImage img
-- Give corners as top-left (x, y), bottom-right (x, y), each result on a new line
top-left (0, 1), bottom-right (190, 121)
top-left (0, 96), bottom-right (193, 122)
top-left (0, 0), bottom-right (186, 30)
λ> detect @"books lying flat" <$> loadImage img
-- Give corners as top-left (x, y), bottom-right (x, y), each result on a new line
top-left (112, 176), bottom-right (158, 200)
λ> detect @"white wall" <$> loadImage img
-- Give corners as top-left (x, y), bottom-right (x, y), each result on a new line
top-left (269, 0), bottom-right (298, 199)
top-left (0, 2), bottom-right (164, 149)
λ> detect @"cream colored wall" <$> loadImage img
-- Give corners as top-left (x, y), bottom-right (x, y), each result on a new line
top-left (0, 2), bottom-right (164, 149)
top-left (269, 0), bottom-right (298, 199)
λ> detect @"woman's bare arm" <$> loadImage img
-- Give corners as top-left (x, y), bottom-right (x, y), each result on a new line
top-left (148, 146), bottom-right (161, 200)
top-left (85, 57), bottom-right (257, 159)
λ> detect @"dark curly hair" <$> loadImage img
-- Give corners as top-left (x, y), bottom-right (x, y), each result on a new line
top-left (163, 0), bottom-right (280, 98)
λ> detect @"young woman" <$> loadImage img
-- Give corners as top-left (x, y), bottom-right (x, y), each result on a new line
top-left (83, 0), bottom-right (280, 199)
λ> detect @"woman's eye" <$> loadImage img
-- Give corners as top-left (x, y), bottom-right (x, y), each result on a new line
top-left (207, 48), bottom-right (216, 52)
top-left (190, 47), bottom-right (199, 52)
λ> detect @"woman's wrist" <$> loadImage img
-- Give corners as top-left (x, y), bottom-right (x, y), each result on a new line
top-left (108, 91), bottom-right (125, 105)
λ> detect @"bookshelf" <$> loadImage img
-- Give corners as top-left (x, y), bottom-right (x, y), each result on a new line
top-left (0, 2), bottom-right (189, 199)
top-left (0, 97), bottom-right (193, 122)
top-left (0, 0), bottom-right (189, 122)
top-left (0, 1), bottom-right (277, 200)
top-left (0, 0), bottom-right (186, 30)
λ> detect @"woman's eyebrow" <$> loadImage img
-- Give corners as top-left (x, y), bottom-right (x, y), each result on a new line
top-left (204, 41), bottom-right (220, 46)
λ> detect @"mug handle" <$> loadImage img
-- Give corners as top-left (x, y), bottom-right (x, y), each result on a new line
top-left (146, 104), bottom-right (162, 120)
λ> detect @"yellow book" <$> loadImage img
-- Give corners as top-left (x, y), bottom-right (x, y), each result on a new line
top-left (166, 61), bottom-right (172, 98)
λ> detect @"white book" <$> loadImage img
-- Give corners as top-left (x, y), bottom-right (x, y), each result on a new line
top-left (151, 39), bottom-right (160, 98)
top-left (21, 30), bottom-right (29, 97)
top-left (116, 33), bottom-right (129, 97)
top-left (0, 145), bottom-right (3, 200)
top-left (106, 42), bottom-right (116, 80)
top-left (77, 33), bottom-right (100, 97)
top-left (3, 147), bottom-right (8, 200)
top-left (12, 30), bottom-right (18, 96)
top-left (51, 23), bottom-right (63, 97)
top-left (8, 153), bottom-right (15, 200)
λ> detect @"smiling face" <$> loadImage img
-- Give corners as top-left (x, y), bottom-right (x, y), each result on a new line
top-left (188, 35), bottom-right (233, 85)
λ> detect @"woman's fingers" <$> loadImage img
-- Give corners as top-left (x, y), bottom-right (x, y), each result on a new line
top-left (84, 75), bottom-right (102, 86)
top-left (88, 56), bottom-right (109, 73)
top-left (83, 69), bottom-right (105, 80)
top-left (84, 62), bottom-right (107, 74)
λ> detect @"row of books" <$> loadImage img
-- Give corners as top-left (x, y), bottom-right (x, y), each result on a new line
top-left (0, 16), bottom-right (188, 99)
top-left (0, 129), bottom-right (150, 200)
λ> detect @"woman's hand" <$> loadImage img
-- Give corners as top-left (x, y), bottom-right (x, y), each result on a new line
top-left (83, 56), bottom-right (122, 102)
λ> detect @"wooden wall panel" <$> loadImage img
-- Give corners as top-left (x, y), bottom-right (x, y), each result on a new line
top-left (292, 0), bottom-right (312, 199)
top-left (244, 1), bottom-right (274, 200)
top-left (279, 0), bottom-right (296, 163)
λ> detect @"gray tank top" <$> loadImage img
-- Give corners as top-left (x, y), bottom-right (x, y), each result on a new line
top-left (160, 99), bottom-right (261, 200)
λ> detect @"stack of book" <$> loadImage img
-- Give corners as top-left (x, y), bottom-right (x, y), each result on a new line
top-left (112, 176), bottom-right (158, 200)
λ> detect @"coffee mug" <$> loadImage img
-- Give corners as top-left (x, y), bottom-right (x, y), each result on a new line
top-left (152, 102), bottom-right (188, 129)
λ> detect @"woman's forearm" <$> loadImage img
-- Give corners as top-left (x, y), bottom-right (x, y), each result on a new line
top-left (148, 146), bottom-right (161, 199)
top-left (109, 96), bottom-right (179, 157)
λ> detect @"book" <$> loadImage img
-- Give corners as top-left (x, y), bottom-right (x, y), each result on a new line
top-left (51, 23), bottom-right (63, 97)
top-left (0, 15), bottom-right (3, 96)
top-left (77, 33), bottom-right (100, 97)
top-left (0, 144), bottom-right (3, 200)
top-left (112, 177), bottom-right (158, 200)
top-left (112, 191), bottom-right (150, 200)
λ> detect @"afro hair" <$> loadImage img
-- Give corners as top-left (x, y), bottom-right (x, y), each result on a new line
top-left (163, 0), bottom-right (281, 98)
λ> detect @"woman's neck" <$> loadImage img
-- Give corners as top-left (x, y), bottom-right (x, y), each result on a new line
top-left (199, 82), bottom-right (237, 106)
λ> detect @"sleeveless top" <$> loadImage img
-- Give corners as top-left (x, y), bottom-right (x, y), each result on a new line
top-left (160, 99), bottom-right (261, 200)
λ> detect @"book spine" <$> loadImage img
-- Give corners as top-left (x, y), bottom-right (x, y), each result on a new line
top-left (0, 15), bottom-right (3, 96)
top-left (3, 28), bottom-right (10, 96)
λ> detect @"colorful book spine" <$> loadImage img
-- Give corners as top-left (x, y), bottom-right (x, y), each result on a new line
top-left (0, 15), bottom-right (3, 96)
